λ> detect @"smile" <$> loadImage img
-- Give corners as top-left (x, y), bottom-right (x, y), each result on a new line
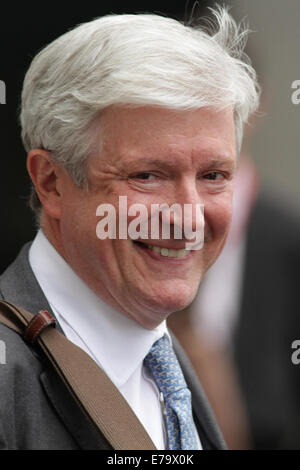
top-left (133, 241), bottom-right (191, 260)
top-left (146, 244), bottom-right (189, 258)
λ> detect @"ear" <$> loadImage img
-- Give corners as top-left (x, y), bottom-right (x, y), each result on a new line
top-left (26, 149), bottom-right (64, 220)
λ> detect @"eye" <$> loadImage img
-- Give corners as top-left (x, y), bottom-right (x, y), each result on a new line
top-left (203, 171), bottom-right (224, 181)
top-left (131, 172), bottom-right (156, 181)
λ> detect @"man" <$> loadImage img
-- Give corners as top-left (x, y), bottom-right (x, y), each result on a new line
top-left (0, 7), bottom-right (259, 449)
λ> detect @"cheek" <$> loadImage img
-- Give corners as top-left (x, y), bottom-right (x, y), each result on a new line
top-left (60, 197), bottom-right (97, 248)
top-left (205, 195), bottom-right (233, 241)
top-left (201, 196), bottom-right (232, 272)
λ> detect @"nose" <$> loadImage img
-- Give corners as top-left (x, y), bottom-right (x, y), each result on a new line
top-left (167, 177), bottom-right (204, 233)
top-left (158, 177), bottom-right (204, 250)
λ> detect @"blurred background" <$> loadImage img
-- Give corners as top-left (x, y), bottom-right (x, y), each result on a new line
top-left (1, 0), bottom-right (300, 449)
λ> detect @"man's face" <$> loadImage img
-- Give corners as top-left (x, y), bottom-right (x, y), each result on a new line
top-left (57, 106), bottom-right (237, 329)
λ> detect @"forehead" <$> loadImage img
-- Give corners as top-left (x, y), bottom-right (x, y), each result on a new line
top-left (95, 105), bottom-right (236, 164)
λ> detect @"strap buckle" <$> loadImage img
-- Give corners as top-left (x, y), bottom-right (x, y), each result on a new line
top-left (24, 309), bottom-right (56, 344)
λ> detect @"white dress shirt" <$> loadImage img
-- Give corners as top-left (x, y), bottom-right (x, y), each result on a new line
top-left (29, 230), bottom-right (201, 450)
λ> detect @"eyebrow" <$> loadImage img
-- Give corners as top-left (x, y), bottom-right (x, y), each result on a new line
top-left (200, 158), bottom-right (237, 170)
top-left (127, 158), bottom-right (178, 169)
top-left (124, 156), bottom-right (237, 171)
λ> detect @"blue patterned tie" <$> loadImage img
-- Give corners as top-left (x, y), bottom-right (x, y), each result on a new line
top-left (144, 335), bottom-right (200, 450)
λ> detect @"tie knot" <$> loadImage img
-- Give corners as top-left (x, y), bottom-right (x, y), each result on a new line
top-left (144, 336), bottom-right (187, 397)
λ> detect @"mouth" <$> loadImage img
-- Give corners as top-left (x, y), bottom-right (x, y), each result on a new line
top-left (133, 240), bottom-right (192, 260)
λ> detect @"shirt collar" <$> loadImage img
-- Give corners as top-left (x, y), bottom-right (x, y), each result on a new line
top-left (29, 230), bottom-right (170, 387)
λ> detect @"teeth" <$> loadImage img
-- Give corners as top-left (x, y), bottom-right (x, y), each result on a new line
top-left (146, 244), bottom-right (189, 258)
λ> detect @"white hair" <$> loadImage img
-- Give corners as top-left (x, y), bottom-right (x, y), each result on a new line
top-left (20, 6), bottom-right (260, 212)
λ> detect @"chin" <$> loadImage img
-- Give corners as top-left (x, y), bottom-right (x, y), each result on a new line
top-left (148, 283), bottom-right (199, 316)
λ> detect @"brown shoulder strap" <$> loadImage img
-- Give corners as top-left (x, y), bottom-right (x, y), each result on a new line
top-left (0, 300), bottom-right (156, 450)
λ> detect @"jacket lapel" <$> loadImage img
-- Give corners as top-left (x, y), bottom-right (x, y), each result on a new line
top-left (39, 367), bottom-right (112, 449)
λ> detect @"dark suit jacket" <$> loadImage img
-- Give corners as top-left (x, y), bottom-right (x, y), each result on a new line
top-left (0, 243), bottom-right (226, 450)
top-left (233, 192), bottom-right (300, 449)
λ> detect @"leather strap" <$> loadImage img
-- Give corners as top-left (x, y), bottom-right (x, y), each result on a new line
top-left (0, 300), bottom-right (156, 450)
